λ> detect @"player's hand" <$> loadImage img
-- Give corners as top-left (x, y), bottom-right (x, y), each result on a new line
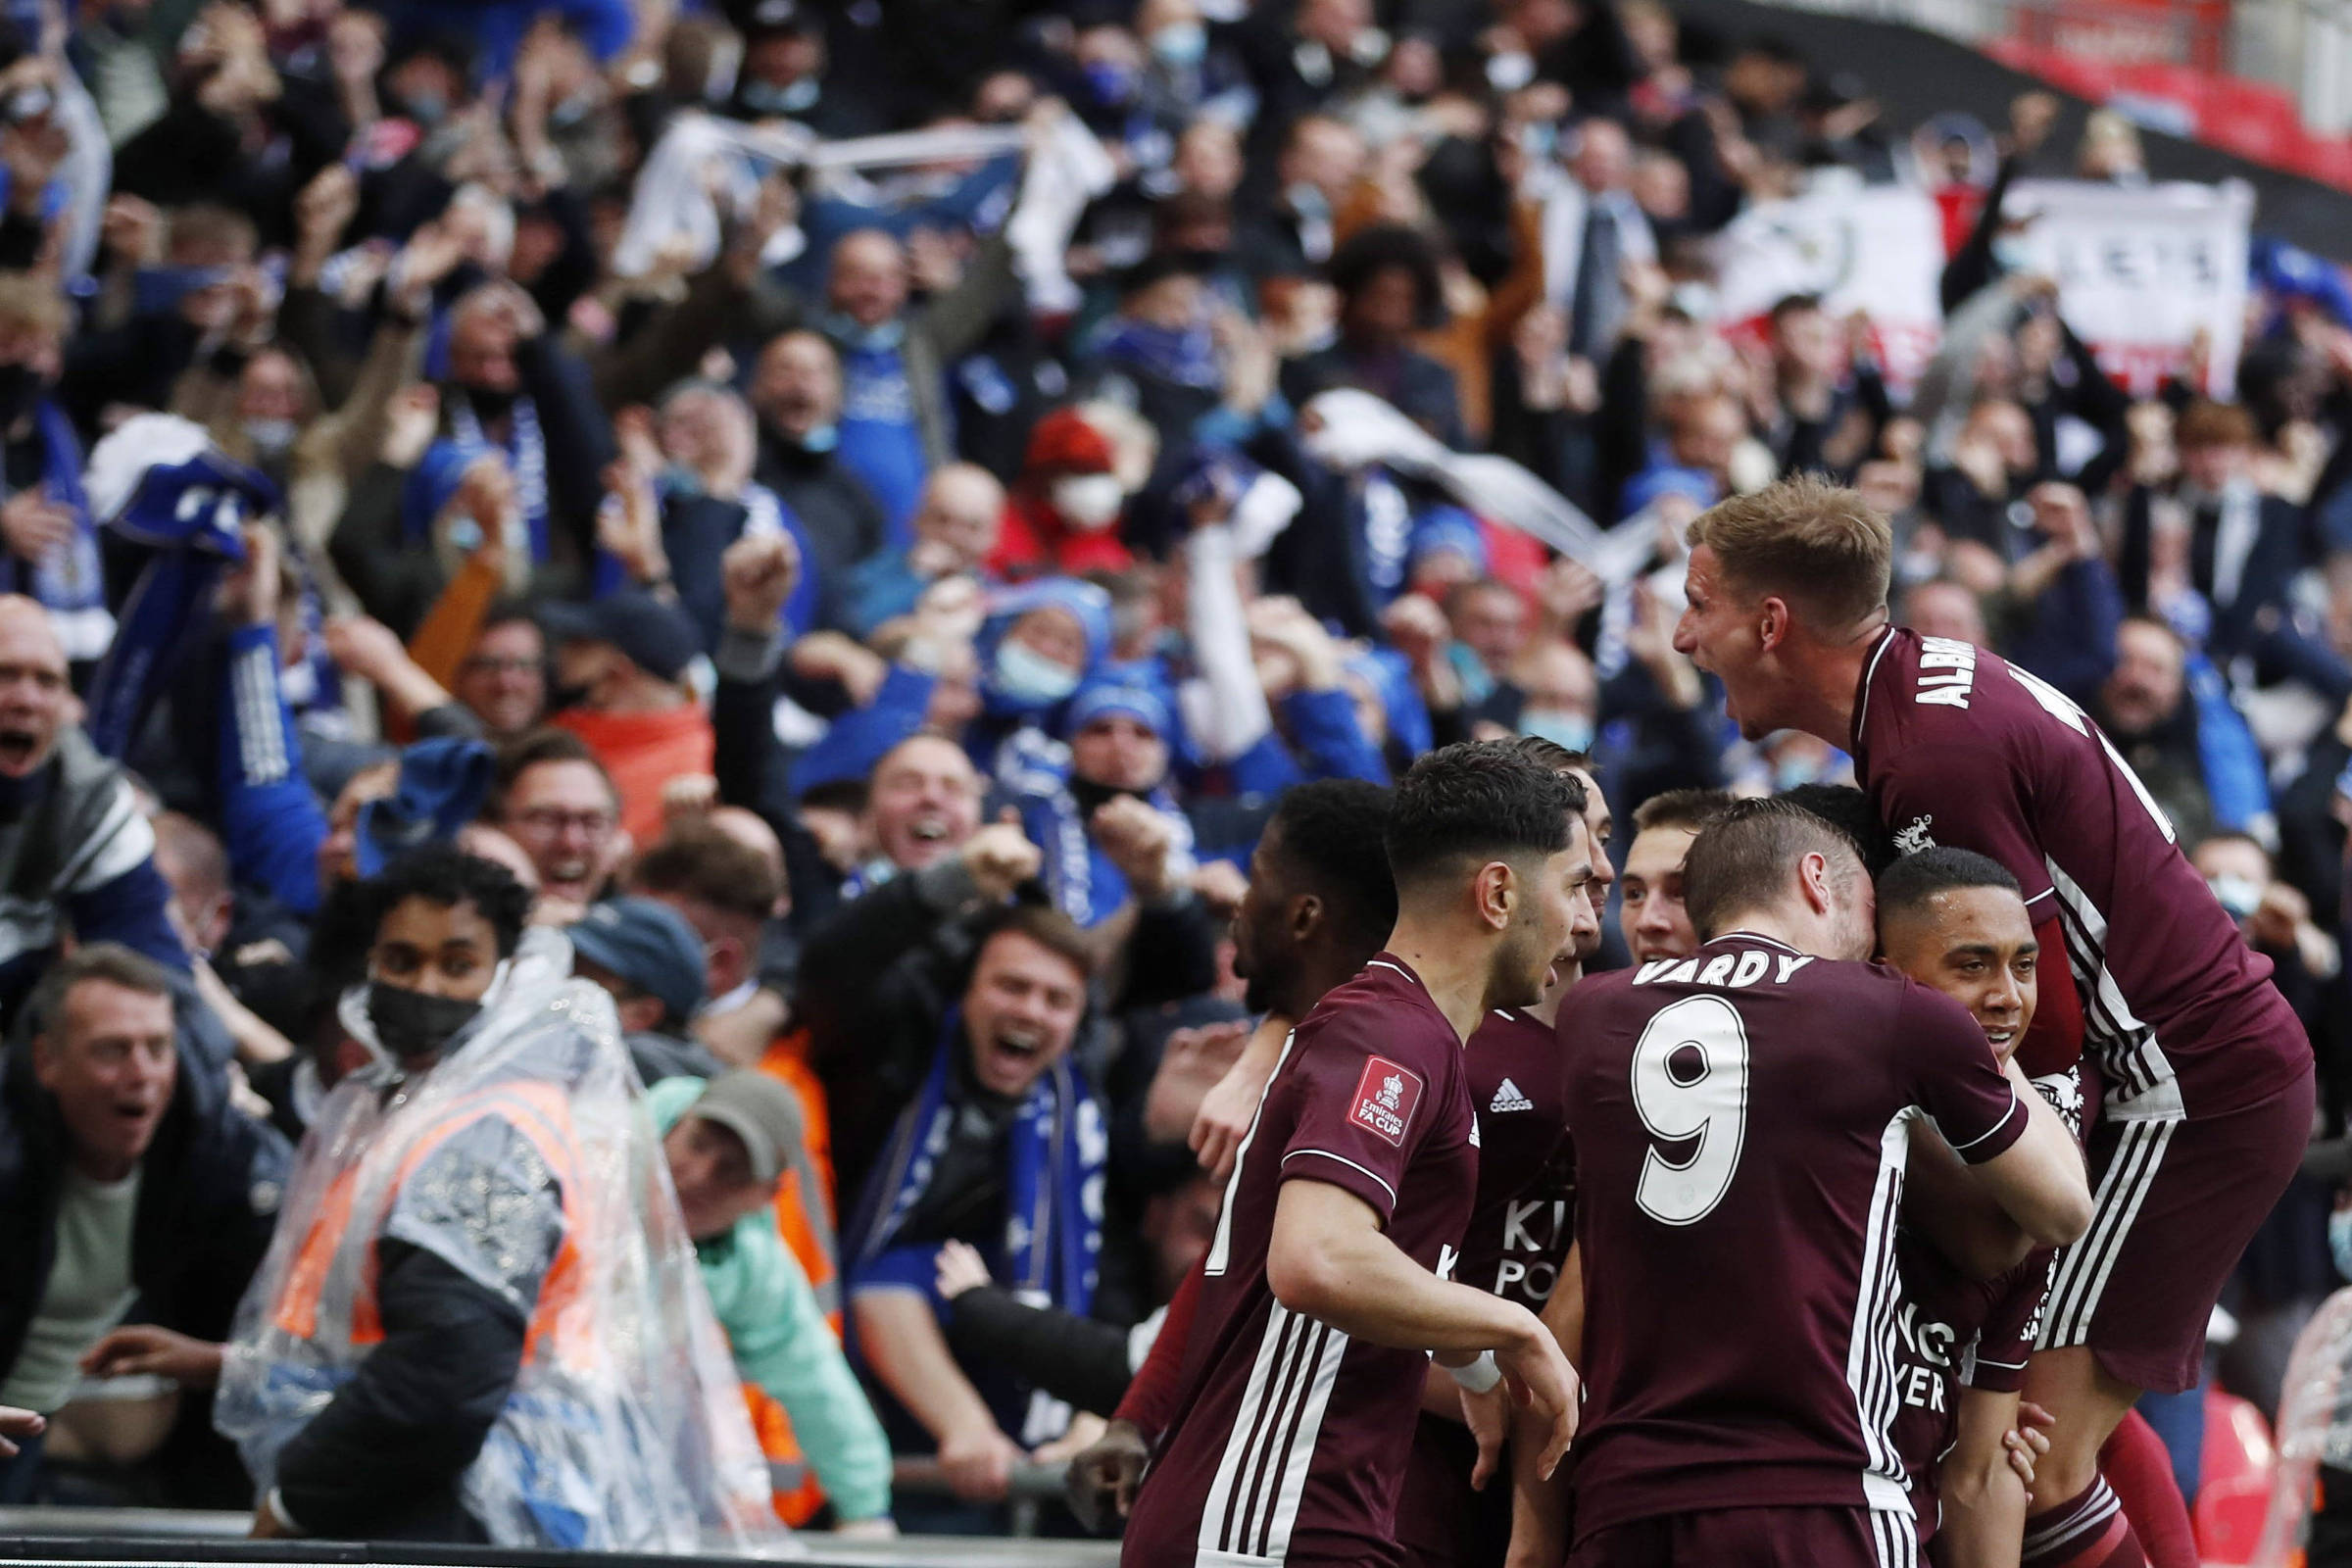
top-left (1190, 1015), bottom-right (1289, 1181)
top-left (1064, 1416), bottom-right (1151, 1532)
top-left (0, 1404), bottom-right (41, 1458)
top-left (1459, 1376), bottom-right (1510, 1491)
top-left (2003, 1400), bottom-right (2055, 1486)
top-left (80, 1323), bottom-right (224, 1387)
top-left (1497, 1315), bottom-right (1581, 1481)
top-left (937, 1420), bottom-right (1022, 1502)
top-left (960, 810), bottom-right (1042, 902)
top-left (721, 528), bottom-right (799, 633)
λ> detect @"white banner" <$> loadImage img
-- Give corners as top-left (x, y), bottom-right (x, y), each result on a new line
top-left (1712, 182), bottom-right (1945, 391)
top-left (2004, 179), bottom-right (2253, 398)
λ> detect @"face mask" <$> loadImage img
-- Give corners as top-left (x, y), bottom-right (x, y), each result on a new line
top-left (0, 363), bottom-right (43, 426)
top-left (245, 416), bottom-right (297, 460)
top-left (662, 463), bottom-right (705, 497)
top-left (799, 421), bottom-right (838, 454)
top-left (1519, 707), bottom-right (1594, 756)
top-left (368, 979), bottom-right (482, 1060)
top-left (403, 90), bottom-right (449, 126)
top-left (2332, 1209), bottom-right (2352, 1283)
top-left (1084, 60), bottom-right (1140, 106)
top-left (1285, 182), bottom-right (1329, 221)
top-left (2208, 874), bottom-right (2263, 924)
top-left (993, 640), bottom-right (1081, 707)
top-left (819, 311), bottom-right (906, 354)
top-left (741, 76), bottom-right (819, 115)
top-left (1151, 21), bottom-right (1207, 67)
top-left (1990, 234), bottom-right (2034, 273)
top-left (1519, 122), bottom-right (1558, 162)
top-left (466, 384), bottom-right (519, 421)
top-left (1774, 753), bottom-right (1827, 792)
top-left (1052, 473), bottom-right (1126, 530)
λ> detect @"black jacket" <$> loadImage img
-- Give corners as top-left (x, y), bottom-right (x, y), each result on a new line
top-left (0, 1010), bottom-right (290, 1389)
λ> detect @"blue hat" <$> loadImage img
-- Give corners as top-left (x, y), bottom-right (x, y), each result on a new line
top-left (1618, 466), bottom-right (1720, 520)
top-left (540, 590), bottom-right (704, 683)
top-left (1408, 505), bottom-right (1487, 571)
top-left (567, 897), bottom-right (709, 1028)
top-left (1064, 679), bottom-right (1169, 740)
top-left (980, 577), bottom-right (1113, 669)
top-left (356, 736), bottom-right (496, 879)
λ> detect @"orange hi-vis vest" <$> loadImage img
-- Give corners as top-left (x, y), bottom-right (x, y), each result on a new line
top-left (271, 1080), bottom-right (592, 1369)
top-left (748, 1030), bottom-right (839, 1525)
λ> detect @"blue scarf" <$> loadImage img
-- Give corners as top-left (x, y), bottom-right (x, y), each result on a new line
top-left (85, 451), bottom-right (269, 759)
top-left (845, 1008), bottom-right (1103, 1323)
top-left (3, 402), bottom-right (106, 660)
top-left (1090, 317), bottom-right (1222, 390)
top-left (448, 395), bottom-right (550, 563)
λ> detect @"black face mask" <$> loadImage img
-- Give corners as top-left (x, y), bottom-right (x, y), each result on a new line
top-left (368, 980), bottom-right (483, 1061)
top-left (1067, 774), bottom-right (1152, 820)
top-left (466, 384), bottom-right (520, 422)
top-left (0, 363), bottom-right (45, 427)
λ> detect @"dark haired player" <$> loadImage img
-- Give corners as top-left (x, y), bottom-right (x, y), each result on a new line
top-left (1673, 476), bottom-right (2313, 1566)
top-left (1559, 800), bottom-right (2091, 1567)
top-left (1877, 848), bottom-right (2062, 1566)
top-left (1120, 744), bottom-right (1592, 1568)
top-left (1393, 740), bottom-right (1608, 1568)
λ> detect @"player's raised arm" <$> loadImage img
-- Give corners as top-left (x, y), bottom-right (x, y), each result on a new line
top-left (1265, 1179), bottom-right (1579, 1478)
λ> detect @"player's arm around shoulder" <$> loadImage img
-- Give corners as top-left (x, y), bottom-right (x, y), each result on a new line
top-left (1902, 984), bottom-right (2091, 1249)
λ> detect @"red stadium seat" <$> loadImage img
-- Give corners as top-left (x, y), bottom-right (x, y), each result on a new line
top-left (2195, 1388), bottom-right (2277, 1564)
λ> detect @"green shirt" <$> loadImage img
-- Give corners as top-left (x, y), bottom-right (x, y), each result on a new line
top-left (648, 1076), bottom-right (892, 1521)
top-left (2, 1166), bottom-right (141, 1413)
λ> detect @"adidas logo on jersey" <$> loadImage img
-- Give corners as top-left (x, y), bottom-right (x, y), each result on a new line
top-left (1489, 1078), bottom-right (1534, 1113)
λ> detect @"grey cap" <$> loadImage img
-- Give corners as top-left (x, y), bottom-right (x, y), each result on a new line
top-left (686, 1069), bottom-right (805, 1186)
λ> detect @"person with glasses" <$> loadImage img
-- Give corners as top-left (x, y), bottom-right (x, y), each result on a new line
top-left (491, 728), bottom-right (625, 920)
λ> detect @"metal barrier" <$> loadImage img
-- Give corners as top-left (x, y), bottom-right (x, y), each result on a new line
top-left (0, 1480), bottom-right (1119, 1566)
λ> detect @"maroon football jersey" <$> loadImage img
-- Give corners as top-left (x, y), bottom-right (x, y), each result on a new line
top-left (1123, 956), bottom-right (1479, 1568)
top-left (1853, 627), bottom-right (2307, 1117)
top-left (1457, 1007), bottom-right (1575, 1309)
top-left (1394, 1009), bottom-right (1577, 1568)
top-left (1888, 1231), bottom-right (2047, 1544)
top-left (1560, 933), bottom-right (2028, 1538)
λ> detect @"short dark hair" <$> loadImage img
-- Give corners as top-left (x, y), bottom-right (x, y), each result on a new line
top-left (1633, 787), bottom-right (1736, 835)
top-left (1507, 734), bottom-right (1590, 775)
top-left (1682, 797), bottom-right (1865, 940)
top-left (494, 727), bottom-right (616, 816)
top-left (29, 943), bottom-right (174, 1042)
top-left (1877, 846), bottom-right (2024, 925)
top-left (1326, 221), bottom-right (1444, 324)
top-left (969, 902), bottom-right (1096, 983)
top-left (1779, 782), bottom-right (1895, 875)
top-left (1268, 779), bottom-right (1397, 957)
top-left (634, 823), bottom-right (782, 923)
top-left (1386, 743), bottom-right (1585, 892)
top-left (363, 844), bottom-right (534, 957)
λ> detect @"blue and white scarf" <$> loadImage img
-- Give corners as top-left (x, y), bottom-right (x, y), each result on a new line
top-left (1022, 783), bottom-right (1197, 929)
top-left (845, 1007), bottom-right (1104, 1322)
top-left (449, 395), bottom-right (550, 563)
top-left (2, 402), bottom-right (108, 661)
top-left (1088, 316), bottom-right (1222, 391)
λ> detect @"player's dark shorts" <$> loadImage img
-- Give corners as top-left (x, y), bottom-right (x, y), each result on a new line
top-left (1396, 1414), bottom-right (1511, 1568)
top-left (1568, 1503), bottom-right (1917, 1567)
top-left (2036, 1061), bottom-right (2316, 1394)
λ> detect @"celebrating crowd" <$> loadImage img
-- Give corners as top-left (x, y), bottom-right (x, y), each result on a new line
top-left (0, 0), bottom-right (2342, 1559)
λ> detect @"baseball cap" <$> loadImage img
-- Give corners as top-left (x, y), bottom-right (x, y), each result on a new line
top-left (539, 591), bottom-right (703, 683)
top-left (567, 897), bottom-right (709, 1027)
top-left (685, 1069), bottom-right (806, 1186)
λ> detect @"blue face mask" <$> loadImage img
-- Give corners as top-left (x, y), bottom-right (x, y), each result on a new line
top-left (2331, 1208), bottom-right (2352, 1283)
top-left (819, 311), bottom-right (906, 354)
top-left (1151, 21), bottom-right (1207, 67)
top-left (741, 76), bottom-right (819, 115)
top-left (1990, 233), bottom-right (2034, 273)
top-left (1519, 708), bottom-right (1594, 756)
top-left (993, 641), bottom-right (1081, 708)
top-left (800, 422), bottom-right (838, 454)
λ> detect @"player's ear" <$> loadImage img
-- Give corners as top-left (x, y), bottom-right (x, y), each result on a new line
top-left (1756, 594), bottom-right (1790, 653)
top-left (1476, 860), bottom-right (1516, 931)
top-left (1798, 850), bottom-right (1834, 914)
top-left (1290, 892), bottom-right (1322, 941)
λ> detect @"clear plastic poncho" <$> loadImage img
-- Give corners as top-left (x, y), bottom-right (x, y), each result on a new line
top-left (2256, 1283), bottom-right (2352, 1565)
top-left (215, 934), bottom-right (786, 1555)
